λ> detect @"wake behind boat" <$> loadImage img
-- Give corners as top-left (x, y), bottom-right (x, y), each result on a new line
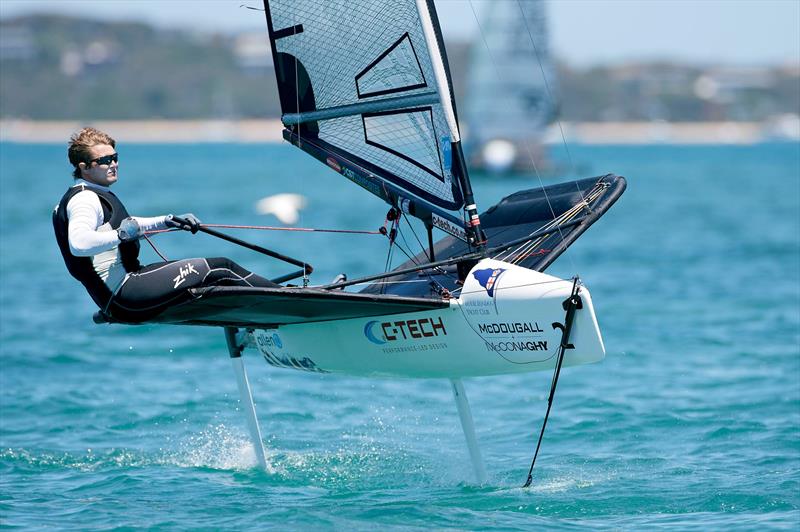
top-left (93, 0), bottom-right (626, 483)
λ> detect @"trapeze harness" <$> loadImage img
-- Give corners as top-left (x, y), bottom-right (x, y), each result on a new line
top-left (53, 180), bottom-right (277, 322)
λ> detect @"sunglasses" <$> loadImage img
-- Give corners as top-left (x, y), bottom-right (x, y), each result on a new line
top-left (88, 153), bottom-right (118, 166)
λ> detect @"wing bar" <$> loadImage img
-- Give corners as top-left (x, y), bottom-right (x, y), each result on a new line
top-left (282, 91), bottom-right (439, 126)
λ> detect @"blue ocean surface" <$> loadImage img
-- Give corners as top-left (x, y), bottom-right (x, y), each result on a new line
top-left (1, 142), bottom-right (798, 529)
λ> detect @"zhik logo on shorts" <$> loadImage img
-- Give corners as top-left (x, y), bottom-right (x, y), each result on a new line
top-left (173, 263), bottom-right (199, 288)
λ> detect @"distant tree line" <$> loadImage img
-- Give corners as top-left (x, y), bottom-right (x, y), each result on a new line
top-left (1, 15), bottom-right (797, 122)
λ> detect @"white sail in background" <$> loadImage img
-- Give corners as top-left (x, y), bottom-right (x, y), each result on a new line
top-left (465, 0), bottom-right (556, 173)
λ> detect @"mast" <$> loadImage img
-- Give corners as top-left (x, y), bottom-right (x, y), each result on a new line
top-left (415, 0), bottom-right (487, 248)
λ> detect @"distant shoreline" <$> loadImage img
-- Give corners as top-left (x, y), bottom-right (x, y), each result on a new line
top-left (1, 119), bottom-right (797, 144)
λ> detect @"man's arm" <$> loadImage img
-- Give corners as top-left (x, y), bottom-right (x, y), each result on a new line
top-left (66, 190), bottom-right (120, 256)
top-left (131, 215), bottom-right (169, 233)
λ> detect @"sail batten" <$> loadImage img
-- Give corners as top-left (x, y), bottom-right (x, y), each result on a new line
top-left (282, 91), bottom-right (439, 126)
top-left (264, 0), bottom-right (469, 218)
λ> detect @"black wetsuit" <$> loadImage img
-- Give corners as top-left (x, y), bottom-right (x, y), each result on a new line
top-left (53, 182), bottom-right (278, 323)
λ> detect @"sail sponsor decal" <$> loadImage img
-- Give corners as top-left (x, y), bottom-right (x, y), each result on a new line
top-left (341, 165), bottom-right (383, 197)
top-left (364, 316), bottom-right (449, 354)
top-left (254, 329), bottom-right (326, 373)
top-left (325, 156), bottom-right (342, 172)
top-left (398, 196), bottom-right (412, 214)
top-left (440, 135), bottom-right (454, 184)
top-left (441, 136), bottom-right (452, 171)
top-left (431, 213), bottom-right (467, 242)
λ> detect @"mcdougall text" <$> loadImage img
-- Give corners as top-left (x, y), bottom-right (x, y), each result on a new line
top-left (478, 322), bottom-right (544, 334)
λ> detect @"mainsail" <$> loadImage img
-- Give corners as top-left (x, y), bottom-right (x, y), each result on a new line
top-left (263, 0), bottom-right (484, 242)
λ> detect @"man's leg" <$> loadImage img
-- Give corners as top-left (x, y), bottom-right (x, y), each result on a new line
top-left (203, 257), bottom-right (280, 288)
top-left (107, 257), bottom-right (279, 322)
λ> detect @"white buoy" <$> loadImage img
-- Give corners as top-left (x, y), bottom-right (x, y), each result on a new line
top-left (255, 193), bottom-right (307, 224)
top-left (481, 139), bottom-right (516, 173)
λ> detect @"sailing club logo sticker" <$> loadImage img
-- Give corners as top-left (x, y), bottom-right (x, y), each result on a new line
top-left (364, 317), bottom-right (447, 344)
top-left (473, 268), bottom-right (506, 297)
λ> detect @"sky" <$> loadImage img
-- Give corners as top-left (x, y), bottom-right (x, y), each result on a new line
top-left (1, 0), bottom-right (798, 66)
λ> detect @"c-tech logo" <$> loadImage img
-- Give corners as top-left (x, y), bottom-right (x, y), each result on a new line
top-left (364, 317), bottom-right (447, 345)
top-left (472, 268), bottom-right (506, 297)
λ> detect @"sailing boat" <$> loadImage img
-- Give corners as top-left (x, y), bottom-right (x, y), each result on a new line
top-left (100, 0), bottom-right (626, 482)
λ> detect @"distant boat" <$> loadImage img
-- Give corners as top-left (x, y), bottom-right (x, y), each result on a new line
top-left (464, 0), bottom-right (556, 174)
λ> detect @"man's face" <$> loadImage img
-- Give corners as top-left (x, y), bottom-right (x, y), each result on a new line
top-left (79, 143), bottom-right (118, 186)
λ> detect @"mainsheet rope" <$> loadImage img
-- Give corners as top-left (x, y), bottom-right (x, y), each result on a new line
top-left (141, 222), bottom-right (383, 264)
top-left (144, 224), bottom-right (382, 235)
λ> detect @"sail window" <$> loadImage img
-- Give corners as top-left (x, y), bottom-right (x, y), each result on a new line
top-left (356, 33), bottom-right (427, 99)
top-left (363, 108), bottom-right (443, 181)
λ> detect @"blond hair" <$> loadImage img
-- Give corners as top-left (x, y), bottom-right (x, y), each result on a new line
top-left (68, 127), bottom-right (116, 178)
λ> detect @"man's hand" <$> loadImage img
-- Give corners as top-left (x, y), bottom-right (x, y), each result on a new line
top-left (166, 213), bottom-right (202, 234)
top-left (117, 217), bottom-right (142, 243)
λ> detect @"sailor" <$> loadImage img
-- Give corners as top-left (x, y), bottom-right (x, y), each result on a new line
top-left (53, 127), bottom-right (279, 323)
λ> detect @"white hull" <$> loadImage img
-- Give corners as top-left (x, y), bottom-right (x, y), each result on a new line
top-left (252, 259), bottom-right (605, 378)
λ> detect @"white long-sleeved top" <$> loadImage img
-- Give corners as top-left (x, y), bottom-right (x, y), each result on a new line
top-left (66, 179), bottom-right (168, 290)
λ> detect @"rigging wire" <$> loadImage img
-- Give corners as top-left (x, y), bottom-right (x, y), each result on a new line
top-left (399, 212), bottom-right (460, 291)
top-left (198, 223), bottom-right (381, 235)
top-left (466, 0), bottom-right (579, 275)
top-left (142, 233), bottom-right (169, 262)
top-left (293, 21), bottom-right (310, 288)
top-left (514, 0), bottom-right (580, 184)
top-left (400, 212), bottom-right (428, 262)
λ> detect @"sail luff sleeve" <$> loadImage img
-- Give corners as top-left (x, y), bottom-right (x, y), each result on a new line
top-left (416, 0), bottom-right (487, 246)
top-left (415, 0), bottom-right (460, 142)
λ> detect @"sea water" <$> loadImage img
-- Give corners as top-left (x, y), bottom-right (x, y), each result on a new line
top-left (1, 142), bottom-right (798, 529)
